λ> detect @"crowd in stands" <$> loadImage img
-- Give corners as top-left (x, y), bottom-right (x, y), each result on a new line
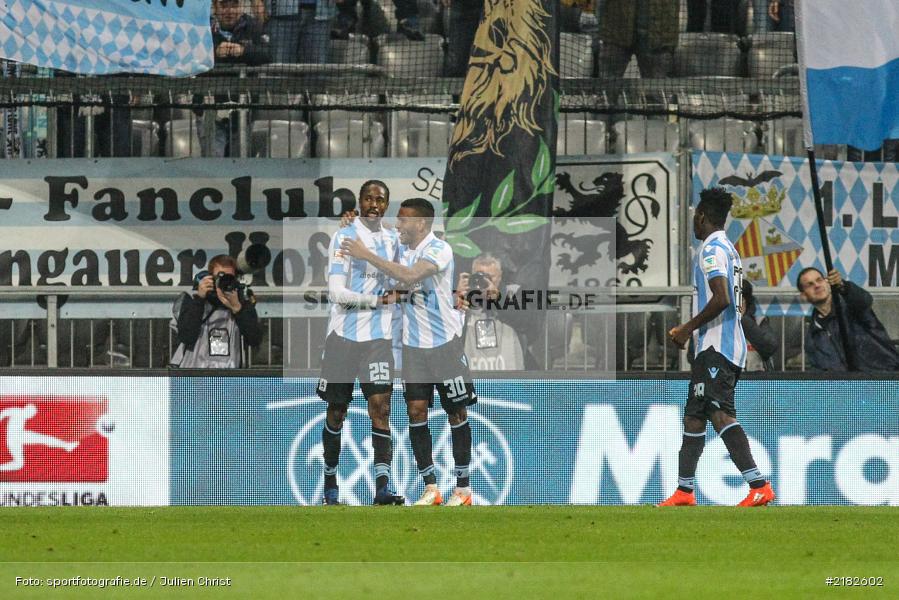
top-left (204, 0), bottom-right (798, 76)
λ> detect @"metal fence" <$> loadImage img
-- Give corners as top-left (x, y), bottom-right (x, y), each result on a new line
top-left (4, 286), bottom-right (899, 372)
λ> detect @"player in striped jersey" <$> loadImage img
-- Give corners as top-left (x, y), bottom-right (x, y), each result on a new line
top-left (341, 198), bottom-right (477, 507)
top-left (317, 180), bottom-right (405, 506)
top-left (659, 187), bottom-right (775, 508)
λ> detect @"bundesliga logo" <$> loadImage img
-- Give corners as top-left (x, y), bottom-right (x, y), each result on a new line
top-left (0, 396), bottom-right (111, 483)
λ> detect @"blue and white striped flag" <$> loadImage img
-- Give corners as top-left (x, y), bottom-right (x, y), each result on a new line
top-left (797, 0), bottom-right (899, 151)
top-left (0, 0), bottom-right (213, 76)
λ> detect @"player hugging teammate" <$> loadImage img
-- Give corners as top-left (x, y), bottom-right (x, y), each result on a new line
top-left (319, 188), bottom-right (477, 507)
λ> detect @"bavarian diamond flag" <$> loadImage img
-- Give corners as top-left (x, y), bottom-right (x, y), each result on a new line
top-left (0, 0), bottom-right (213, 76)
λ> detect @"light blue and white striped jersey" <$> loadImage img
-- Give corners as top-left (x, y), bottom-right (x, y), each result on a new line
top-left (693, 230), bottom-right (747, 368)
top-left (326, 221), bottom-right (400, 342)
top-left (400, 232), bottom-right (463, 349)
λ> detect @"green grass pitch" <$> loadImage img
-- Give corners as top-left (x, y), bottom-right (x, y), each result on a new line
top-left (1, 506), bottom-right (897, 598)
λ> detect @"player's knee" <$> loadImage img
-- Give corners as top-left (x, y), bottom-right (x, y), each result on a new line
top-left (683, 415), bottom-right (705, 433)
top-left (367, 397), bottom-right (390, 424)
top-left (447, 407), bottom-right (467, 426)
top-left (327, 404), bottom-right (347, 427)
top-left (407, 404), bottom-right (428, 423)
top-left (710, 411), bottom-right (735, 433)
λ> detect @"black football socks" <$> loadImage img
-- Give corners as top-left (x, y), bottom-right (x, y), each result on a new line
top-left (451, 418), bottom-right (472, 488)
top-left (409, 420), bottom-right (437, 485)
top-left (677, 431), bottom-right (706, 492)
top-left (371, 426), bottom-right (392, 491)
top-left (322, 421), bottom-right (342, 490)
top-left (719, 422), bottom-right (766, 489)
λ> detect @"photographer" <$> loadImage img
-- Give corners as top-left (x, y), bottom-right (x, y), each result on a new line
top-left (170, 255), bottom-right (262, 368)
top-left (457, 254), bottom-right (537, 370)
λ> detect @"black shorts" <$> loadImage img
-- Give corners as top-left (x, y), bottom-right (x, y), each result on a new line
top-left (402, 337), bottom-right (477, 412)
top-left (685, 348), bottom-right (741, 419)
top-left (316, 333), bottom-right (394, 404)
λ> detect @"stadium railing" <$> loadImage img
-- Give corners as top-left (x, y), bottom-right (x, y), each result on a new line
top-left (4, 287), bottom-right (898, 372)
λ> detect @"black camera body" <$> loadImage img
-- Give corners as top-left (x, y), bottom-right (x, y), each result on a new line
top-left (193, 270), bottom-right (245, 294)
top-left (191, 244), bottom-right (270, 305)
top-left (469, 271), bottom-right (491, 291)
top-left (215, 272), bottom-right (240, 293)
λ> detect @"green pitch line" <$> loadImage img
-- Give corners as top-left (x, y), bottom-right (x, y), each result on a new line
top-left (1, 507), bottom-right (897, 599)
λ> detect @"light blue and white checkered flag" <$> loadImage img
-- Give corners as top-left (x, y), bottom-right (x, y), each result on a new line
top-left (0, 0), bottom-right (213, 76)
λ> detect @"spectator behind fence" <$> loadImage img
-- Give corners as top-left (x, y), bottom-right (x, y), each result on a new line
top-left (334, 0), bottom-right (423, 41)
top-left (199, 0), bottom-right (271, 156)
top-left (741, 280), bottom-right (777, 371)
top-left (797, 267), bottom-right (899, 372)
top-left (598, 0), bottom-right (679, 78)
top-left (456, 254), bottom-right (536, 371)
top-left (443, 0), bottom-right (482, 77)
top-left (213, 0), bottom-right (271, 65)
top-left (267, 0), bottom-right (334, 64)
top-left (559, 0), bottom-right (596, 34)
top-left (686, 0), bottom-right (749, 35)
top-left (170, 255), bottom-right (262, 368)
top-left (767, 0), bottom-right (794, 32)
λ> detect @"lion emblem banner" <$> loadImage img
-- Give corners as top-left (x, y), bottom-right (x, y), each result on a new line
top-left (442, 0), bottom-right (560, 292)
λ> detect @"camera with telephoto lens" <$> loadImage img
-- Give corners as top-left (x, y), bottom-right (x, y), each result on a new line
top-left (215, 272), bottom-right (239, 293)
top-left (191, 244), bottom-right (272, 304)
top-left (469, 271), bottom-right (491, 291)
top-left (192, 269), bottom-right (243, 294)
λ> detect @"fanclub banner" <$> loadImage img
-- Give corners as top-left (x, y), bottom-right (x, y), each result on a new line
top-left (693, 151), bottom-right (899, 315)
top-left (0, 158), bottom-right (447, 289)
top-left (0, 0), bottom-right (213, 76)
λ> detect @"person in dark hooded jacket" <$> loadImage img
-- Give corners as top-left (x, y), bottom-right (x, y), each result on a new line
top-left (797, 267), bottom-right (899, 372)
top-left (741, 280), bottom-right (778, 371)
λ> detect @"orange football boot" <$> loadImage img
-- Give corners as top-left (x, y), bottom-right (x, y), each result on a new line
top-left (656, 489), bottom-right (697, 507)
top-left (738, 482), bottom-right (775, 507)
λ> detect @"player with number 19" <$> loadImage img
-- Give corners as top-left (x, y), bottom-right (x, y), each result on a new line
top-left (341, 198), bottom-right (477, 507)
top-left (660, 187), bottom-right (775, 508)
top-left (317, 180), bottom-right (405, 506)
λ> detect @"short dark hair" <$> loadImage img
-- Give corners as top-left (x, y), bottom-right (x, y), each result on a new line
top-left (360, 180), bottom-right (389, 202)
top-left (400, 197), bottom-right (435, 219)
top-left (208, 254), bottom-right (238, 273)
top-left (697, 187), bottom-right (733, 227)
top-left (796, 266), bottom-right (823, 292)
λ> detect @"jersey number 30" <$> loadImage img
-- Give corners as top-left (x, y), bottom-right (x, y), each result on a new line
top-left (443, 376), bottom-right (467, 400)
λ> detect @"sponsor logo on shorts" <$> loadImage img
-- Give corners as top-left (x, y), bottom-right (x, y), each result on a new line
top-left (708, 367), bottom-right (719, 379)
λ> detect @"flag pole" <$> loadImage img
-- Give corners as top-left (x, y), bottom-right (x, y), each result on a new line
top-left (805, 149), bottom-right (858, 371)
top-left (796, 0), bottom-right (857, 371)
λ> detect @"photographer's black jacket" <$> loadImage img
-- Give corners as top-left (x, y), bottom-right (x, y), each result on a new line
top-left (805, 281), bottom-right (899, 372)
top-left (176, 294), bottom-right (263, 348)
top-left (170, 293), bottom-right (263, 368)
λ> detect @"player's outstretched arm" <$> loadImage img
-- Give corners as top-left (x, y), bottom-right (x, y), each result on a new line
top-left (340, 238), bottom-right (437, 286)
top-left (668, 276), bottom-right (731, 348)
top-left (328, 272), bottom-right (379, 309)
